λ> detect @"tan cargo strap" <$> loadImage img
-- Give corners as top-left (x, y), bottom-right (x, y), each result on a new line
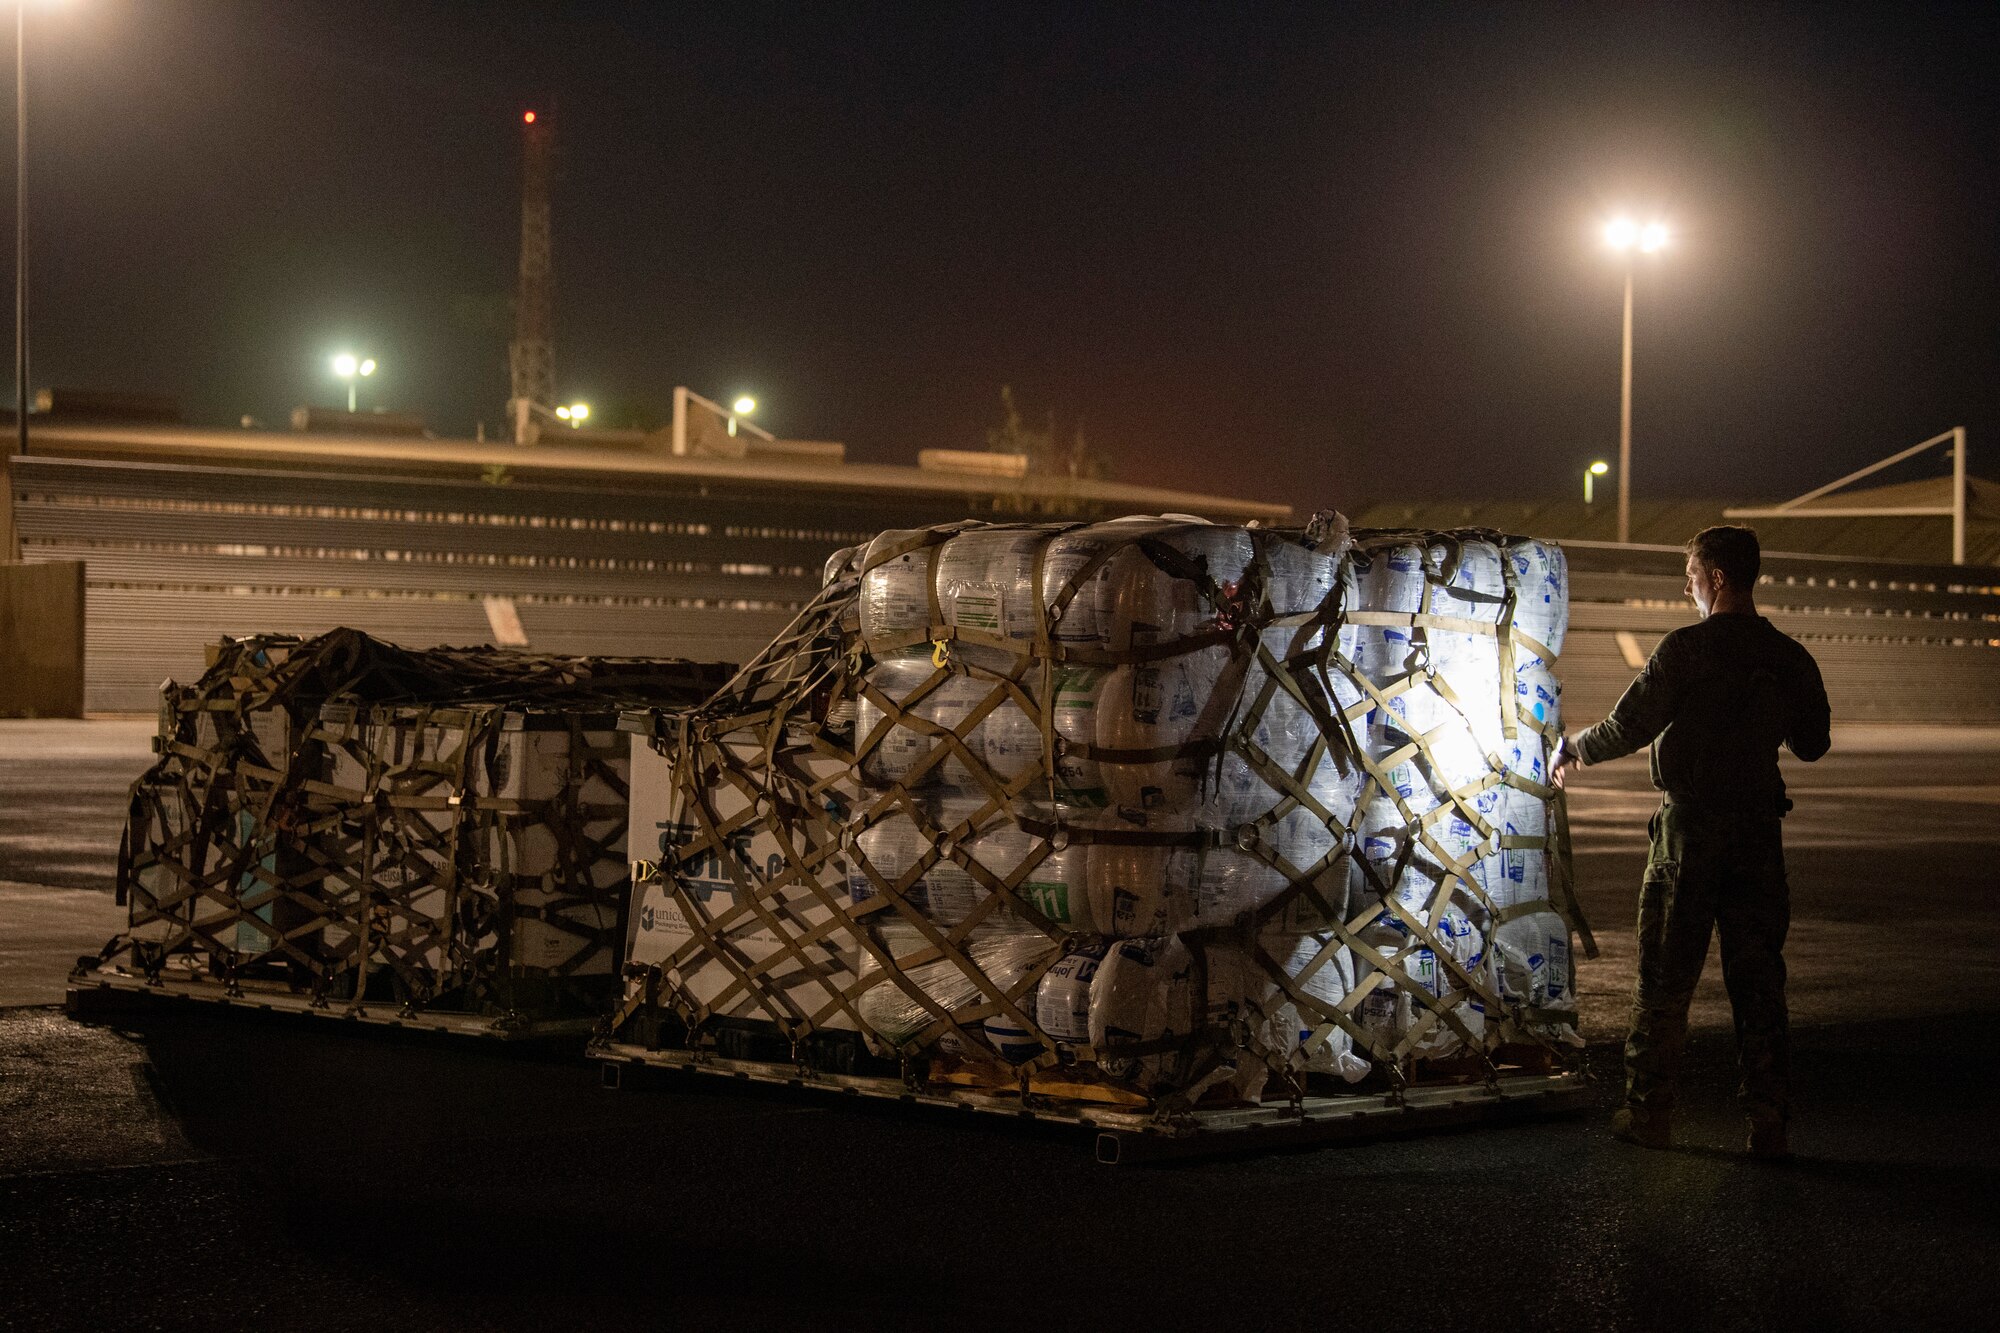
top-left (635, 521), bottom-right (1582, 1094)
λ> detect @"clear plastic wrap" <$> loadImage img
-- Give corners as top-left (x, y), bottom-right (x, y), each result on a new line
top-left (856, 931), bottom-right (1057, 1050)
top-left (640, 516), bottom-right (1582, 1098)
top-left (1087, 935), bottom-right (1197, 1089)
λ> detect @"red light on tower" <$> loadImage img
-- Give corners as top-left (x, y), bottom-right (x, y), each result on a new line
top-left (523, 110), bottom-right (537, 124)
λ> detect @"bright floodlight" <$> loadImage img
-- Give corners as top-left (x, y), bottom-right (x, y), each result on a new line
top-left (733, 396), bottom-right (756, 416)
top-left (331, 353), bottom-right (358, 378)
top-left (568, 402), bottom-right (590, 423)
top-left (359, 358), bottom-right (377, 377)
top-left (1584, 458), bottom-right (1612, 504)
top-left (555, 406), bottom-right (571, 420)
top-left (1605, 216), bottom-right (1669, 253)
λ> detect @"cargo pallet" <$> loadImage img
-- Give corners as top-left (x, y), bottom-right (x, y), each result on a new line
top-left (590, 1039), bottom-right (1593, 1164)
top-left (66, 964), bottom-right (598, 1041)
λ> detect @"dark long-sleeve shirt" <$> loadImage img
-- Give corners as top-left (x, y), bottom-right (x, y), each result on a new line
top-left (1575, 611), bottom-right (1831, 813)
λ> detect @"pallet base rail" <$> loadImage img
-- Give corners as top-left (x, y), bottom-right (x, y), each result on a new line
top-left (67, 965), bottom-right (597, 1040)
top-left (589, 1038), bottom-right (1592, 1164)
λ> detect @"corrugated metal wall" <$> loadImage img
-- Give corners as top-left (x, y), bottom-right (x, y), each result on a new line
top-left (1557, 543), bottom-right (2000, 723)
top-left (15, 456), bottom-right (2000, 722)
top-left (13, 456), bottom-right (930, 711)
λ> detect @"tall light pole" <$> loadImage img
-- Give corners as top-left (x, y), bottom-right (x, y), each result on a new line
top-left (331, 353), bottom-right (376, 413)
top-left (14, 0), bottom-right (25, 461)
top-left (4, 0), bottom-right (27, 562)
top-left (1602, 217), bottom-right (1669, 544)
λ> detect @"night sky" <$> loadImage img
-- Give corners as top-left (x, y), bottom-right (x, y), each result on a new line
top-left (22, 1), bottom-right (1999, 509)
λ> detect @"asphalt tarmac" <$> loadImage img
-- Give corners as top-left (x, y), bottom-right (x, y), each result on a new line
top-left (2, 720), bottom-right (1997, 1330)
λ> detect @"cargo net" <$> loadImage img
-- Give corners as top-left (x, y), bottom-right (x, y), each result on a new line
top-left (627, 516), bottom-right (1591, 1105)
top-left (103, 630), bottom-right (731, 1023)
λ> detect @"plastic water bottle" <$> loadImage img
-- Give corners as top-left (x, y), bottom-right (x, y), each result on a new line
top-left (1088, 935), bottom-right (1196, 1087)
top-left (855, 654), bottom-right (992, 791)
top-left (936, 526), bottom-right (1048, 671)
top-left (1034, 943), bottom-right (1107, 1043)
top-left (859, 528), bottom-right (936, 641)
top-left (1505, 538), bottom-right (1569, 661)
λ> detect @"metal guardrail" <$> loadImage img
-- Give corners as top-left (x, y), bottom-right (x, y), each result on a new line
top-left (13, 456), bottom-right (2000, 720)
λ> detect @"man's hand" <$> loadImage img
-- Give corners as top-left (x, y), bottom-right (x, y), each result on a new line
top-left (1551, 733), bottom-right (1582, 789)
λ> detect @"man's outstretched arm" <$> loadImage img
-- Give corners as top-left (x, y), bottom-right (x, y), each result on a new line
top-left (1788, 649), bottom-right (1832, 762)
top-left (1570, 633), bottom-right (1686, 767)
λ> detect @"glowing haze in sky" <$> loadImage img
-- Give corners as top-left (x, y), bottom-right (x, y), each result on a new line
top-left (22, 1), bottom-right (1999, 507)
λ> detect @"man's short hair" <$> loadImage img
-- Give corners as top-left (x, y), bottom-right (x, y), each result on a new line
top-left (1686, 525), bottom-right (1760, 589)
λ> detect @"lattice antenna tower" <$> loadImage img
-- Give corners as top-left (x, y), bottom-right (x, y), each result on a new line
top-left (508, 108), bottom-right (556, 442)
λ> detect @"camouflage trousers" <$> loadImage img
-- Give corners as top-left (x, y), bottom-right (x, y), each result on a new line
top-left (1625, 800), bottom-right (1791, 1126)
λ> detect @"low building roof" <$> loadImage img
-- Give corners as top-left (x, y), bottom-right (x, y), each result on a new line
top-left (24, 423), bottom-right (1292, 525)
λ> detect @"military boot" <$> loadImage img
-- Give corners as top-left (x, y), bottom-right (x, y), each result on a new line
top-left (1747, 1119), bottom-right (1792, 1162)
top-left (1610, 1105), bottom-right (1671, 1150)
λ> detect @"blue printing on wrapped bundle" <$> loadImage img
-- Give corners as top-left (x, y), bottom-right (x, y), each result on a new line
top-left (1507, 543), bottom-right (1566, 607)
top-left (1516, 674), bottom-right (1559, 722)
top-left (1546, 934), bottom-right (1571, 1000)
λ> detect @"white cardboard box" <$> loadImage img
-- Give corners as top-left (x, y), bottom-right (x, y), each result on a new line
top-left (624, 729), bottom-right (860, 1029)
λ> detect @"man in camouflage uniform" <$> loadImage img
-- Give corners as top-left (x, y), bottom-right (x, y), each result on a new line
top-left (1553, 526), bottom-right (1830, 1160)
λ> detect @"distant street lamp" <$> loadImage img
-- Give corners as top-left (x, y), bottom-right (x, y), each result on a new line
top-left (554, 401), bottom-right (589, 427)
top-left (331, 353), bottom-right (376, 412)
top-left (1602, 216), bottom-right (1670, 544)
top-left (1584, 459), bottom-right (1610, 505)
top-left (729, 395), bottom-right (755, 438)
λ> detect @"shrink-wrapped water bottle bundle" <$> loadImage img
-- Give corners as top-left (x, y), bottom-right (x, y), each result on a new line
top-left (648, 514), bottom-right (1580, 1102)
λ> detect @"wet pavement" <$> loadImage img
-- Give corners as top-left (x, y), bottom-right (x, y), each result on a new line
top-left (1, 1004), bottom-right (1993, 1331)
top-left (2, 720), bottom-right (1997, 1329)
top-left (0, 720), bottom-right (151, 1004)
top-left (0, 719), bottom-right (152, 891)
top-left (0, 882), bottom-right (126, 1009)
top-left (1568, 730), bottom-right (2000, 1038)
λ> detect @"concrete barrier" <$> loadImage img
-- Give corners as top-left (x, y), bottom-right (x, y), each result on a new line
top-left (0, 560), bottom-right (85, 717)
